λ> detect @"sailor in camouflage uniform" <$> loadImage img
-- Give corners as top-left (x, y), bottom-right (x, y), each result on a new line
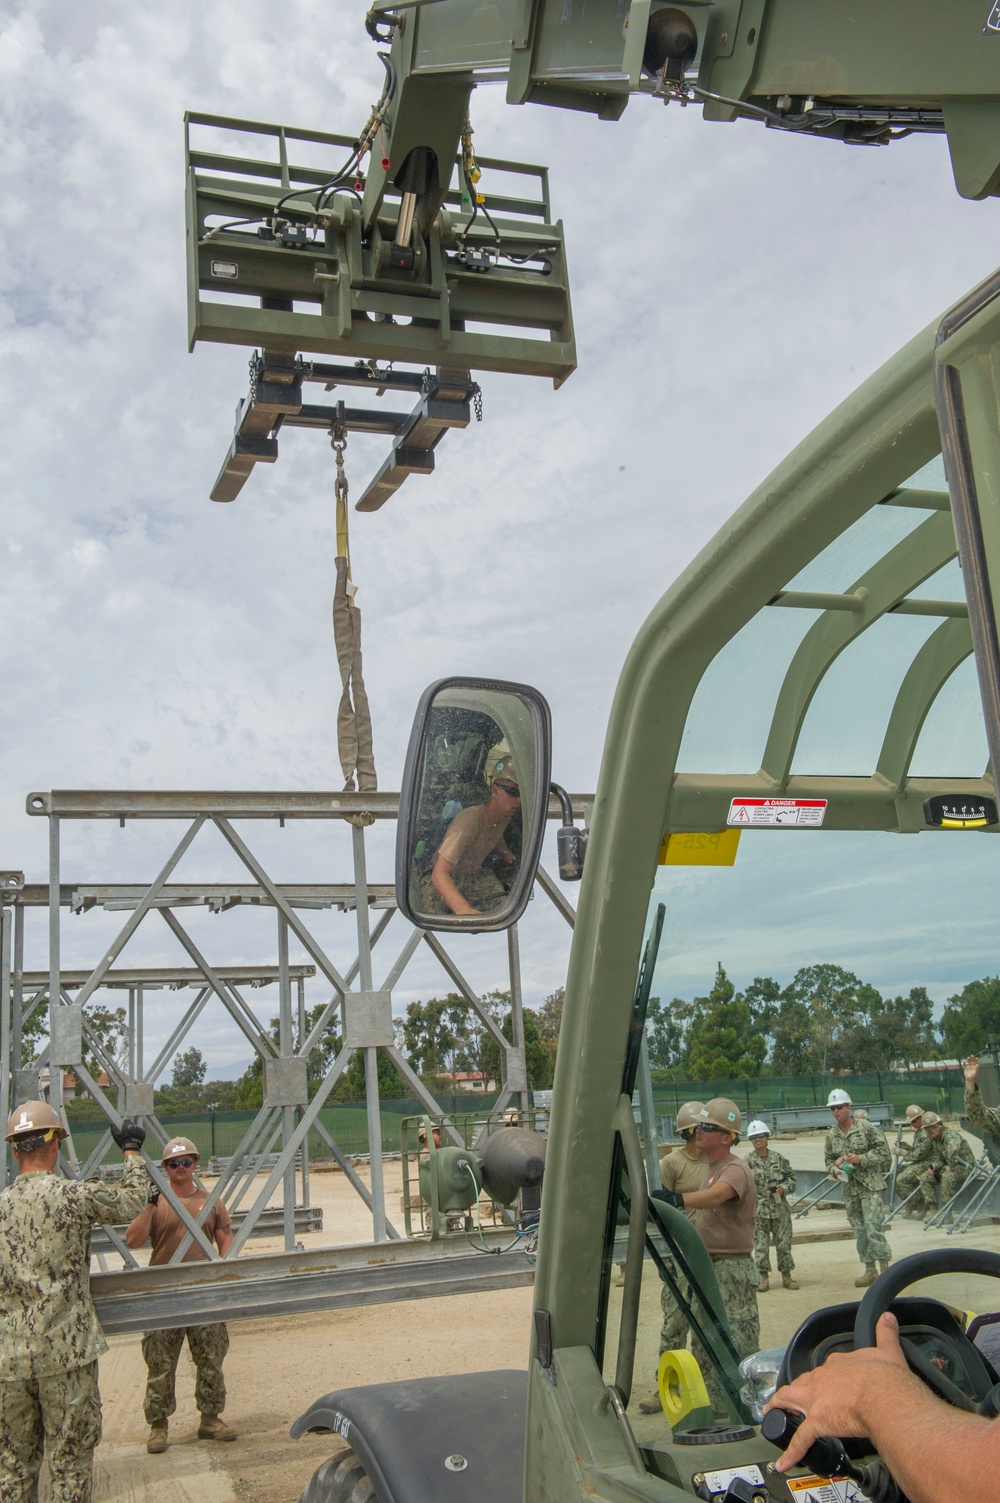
top-left (126, 1136), bottom-right (235, 1453)
top-left (744, 1121), bottom-right (798, 1291)
top-left (917, 1113), bottom-right (976, 1209)
top-left (655, 1099), bottom-right (759, 1419)
top-left (825, 1088), bottom-right (892, 1287)
top-left (892, 1106), bottom-right (939, 1215)
top-left (0, 1102), bottom-right (148, 1503)
top-left (964, 1054), bottom-right (1000, 1138)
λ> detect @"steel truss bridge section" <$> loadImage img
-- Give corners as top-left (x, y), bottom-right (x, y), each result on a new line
top-left (0, 787), bottom-right (591, 1322)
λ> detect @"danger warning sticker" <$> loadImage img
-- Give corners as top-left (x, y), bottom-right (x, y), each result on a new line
top-left (786, 1477), bottom-right (871, 1503)
top-left (727, 798), bottom-right (827, 828)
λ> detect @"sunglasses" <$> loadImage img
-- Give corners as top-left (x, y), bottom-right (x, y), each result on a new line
top-left (165, 1156), bottom-right (195, 1169)
top-left (696, 1124), bottom-right (729, 1134)
top-left (495, 783), bottom-right (520, 799)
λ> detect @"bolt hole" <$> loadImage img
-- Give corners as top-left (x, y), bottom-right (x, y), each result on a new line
top-left (747, 26), bottom-right (756, 43)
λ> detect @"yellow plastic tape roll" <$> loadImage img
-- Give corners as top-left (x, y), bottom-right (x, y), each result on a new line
top-left (657, 1348), bottom-right (711, 1425)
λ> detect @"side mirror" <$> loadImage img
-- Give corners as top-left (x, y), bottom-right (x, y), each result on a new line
top-left (395, 677), bottom-right (552, 932)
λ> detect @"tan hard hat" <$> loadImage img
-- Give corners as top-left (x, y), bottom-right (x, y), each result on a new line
top-left (5, 1100), bottom-right (67, 1143)
top-left (676, 1100), bottom-right (706, 1132)
top-left (489, 755), bottom-right (519, 791)
top-left (905, 1104), bottom-right (925, 1122)
top-left (161, 1136), bottom-right (200, 1163)
top-left (697, 1098), bottom-right (743, 1137)
top-left (922, 1112), bottom-right (942, 1127)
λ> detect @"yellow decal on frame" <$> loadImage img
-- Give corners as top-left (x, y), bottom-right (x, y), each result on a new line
top-left (659, 830), bottom-right (741, 866)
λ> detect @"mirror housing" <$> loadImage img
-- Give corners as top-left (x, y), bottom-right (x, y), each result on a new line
top-left (395, 677), bottom-right (553, 932)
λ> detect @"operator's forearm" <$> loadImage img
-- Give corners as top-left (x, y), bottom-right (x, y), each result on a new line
top-left (430, 860), bottom-right (474, 915)
top-left (854, 1372), bottom-right (998, 1503)
top-left (683, 1182), bottom-right (735, 1209)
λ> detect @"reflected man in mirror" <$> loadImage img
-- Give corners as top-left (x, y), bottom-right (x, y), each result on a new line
top-left (423, 756), bottom-right (521, 915)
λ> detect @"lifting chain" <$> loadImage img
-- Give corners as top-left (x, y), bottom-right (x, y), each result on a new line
top-left (472, 383), bottom-right (483, 423)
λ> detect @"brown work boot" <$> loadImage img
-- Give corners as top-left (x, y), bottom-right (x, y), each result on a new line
top-left (758, 1275), bottom-right (769, 1293)
top-left (198, 1415), bottom-right (236, 1441)
top-left (638, 1393), bottom-right (663, 1415)
top-left (782, 1274), bottom-right (799, 1290)
top-left (146, 1423), bottom-right (168, 1454)
top-left (878, 1260), bottom-right (891, 1275)
top-left (854, 1264), bottom-right (877, 1287)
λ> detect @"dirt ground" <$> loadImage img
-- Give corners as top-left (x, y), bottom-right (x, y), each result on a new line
top-left (84, 1131), bottom-right (998, 1503)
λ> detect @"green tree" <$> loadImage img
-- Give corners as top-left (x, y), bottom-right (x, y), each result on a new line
top-left (646, 996), bottom-right (694, 1073)
top-left (82, 1004), bottom-right (130, 1079)
top-left (832, 985), bottom-right (937, 1073)
top-left (537, 987), bottom-right (564, 1042)
top-left (399, 998), bottom-right (461, 1077)
top-left (684, 965), bottom-right (766, 1081)
top-left (767, 997), bottom-right (818, 1074)
top-left (940, 977), bottom-right (1000, 1058)
top-left (738, 977), bottom-right (783, 1045)
top-left (172, 1046), bottom-right (207, 1088)
top-left (478, 999), bottom-right (553, 1091)
top-left (338, 1048), bottom-right (407, 1103)
top-left (235, 1001), bottom-right (343, 1108)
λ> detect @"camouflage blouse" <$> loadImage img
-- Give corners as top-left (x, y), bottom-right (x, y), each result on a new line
top-left (0, 1155), bottom-right (148, 1379)
top-left (824, 1117), bottom-right (891, 1191)
top-left (744, 1147), bottom-right (796, 1207)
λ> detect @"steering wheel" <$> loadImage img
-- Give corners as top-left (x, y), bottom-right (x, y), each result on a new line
top-left (855, 1248), bottom-right (1000, 1409)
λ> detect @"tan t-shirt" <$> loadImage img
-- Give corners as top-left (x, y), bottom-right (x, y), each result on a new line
top-left (437, 805), bottom-right (511, 879)
top-left (694, 1152), bottom-right (756, 1257)
top-left (147, 1189), bottom-right (232, 1266)
top-left (660, 1146), bottom-right (708, 1223)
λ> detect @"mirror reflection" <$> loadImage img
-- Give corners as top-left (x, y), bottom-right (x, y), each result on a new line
top-left (403, 682), bottom-right (547, 926)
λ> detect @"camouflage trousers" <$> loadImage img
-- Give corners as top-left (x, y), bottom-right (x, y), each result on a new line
top-left (417, 868), bottom-right (506, 916)
top-left (895, 1165), bottom-right (937, 1211)
top-left (844, 1184), bottom-right (891, 1265)
top-left (690, 1255), bottom-right (760, 1420)
top-left (0, 1360), bottom-right (101, 1503)
top-left (141, 1324), bottom-right (229, 1424)
top-left (754, 1204), bottom-right (795, 1277)
top-left (898, 1163), bottom-right (970, 1211)
top-left (657, 1262), bottom-right (691, 1355)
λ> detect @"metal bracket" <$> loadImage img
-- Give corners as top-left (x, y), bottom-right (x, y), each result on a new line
top-left (263, 1057), bottom-right (309, 1107)
top-left (211, 352), bottom-right (475, 508)
top-left (50, 1003), bottom-right (84, 1068)
top-left (344, 990), bottom-right (395, 1049)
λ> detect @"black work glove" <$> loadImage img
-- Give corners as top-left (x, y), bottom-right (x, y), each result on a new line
top-left (111, 1118), bottom-right (146, 1153)
top-left (650, 1187), bottom-right (684, 1211)
top-left (147, 1183), bottom-right (161, 1206)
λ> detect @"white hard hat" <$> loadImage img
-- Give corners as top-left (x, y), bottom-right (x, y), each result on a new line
top-left (747, 1119), bottom-right (770, 1138)
top-left (827, 1088), bottom-right (852, 1107)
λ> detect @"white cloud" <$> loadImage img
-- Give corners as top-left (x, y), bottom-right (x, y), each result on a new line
top-left (3, 4), bottom-right (999, 1066)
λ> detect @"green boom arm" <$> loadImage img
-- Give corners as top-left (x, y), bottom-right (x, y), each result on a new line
top-left (365, 0), bottom-right (1000, 229)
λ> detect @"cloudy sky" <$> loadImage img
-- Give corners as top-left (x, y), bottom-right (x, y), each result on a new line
top-left (3, 3), bottom-right (1000, 1076)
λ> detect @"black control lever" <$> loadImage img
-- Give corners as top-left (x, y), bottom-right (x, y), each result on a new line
top-left (761, 1409), bottom-right (910, 1503)
top-left (760, 1409), bottom-right (851, 1478)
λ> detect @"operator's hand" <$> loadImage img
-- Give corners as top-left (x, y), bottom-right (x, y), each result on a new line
top-left (845, 1153), bottom-right (861, 1166)
top-left (764, 1313), bottom-right (910, 1472)
top-left (111, 1118), bottom-right (146, 1153)
top-left (774, 1185), bottom-right (784, 1196)
top-left (651, 1188), bottom-right (685, 1210)
top-left (147, 1183), bottom-right (161, 1206)
top-left (964, 1055), bottom-right (980, 1088)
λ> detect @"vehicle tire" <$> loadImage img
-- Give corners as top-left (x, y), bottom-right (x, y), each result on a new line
top-left (300, 1444), bottom-right (376, 1503)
